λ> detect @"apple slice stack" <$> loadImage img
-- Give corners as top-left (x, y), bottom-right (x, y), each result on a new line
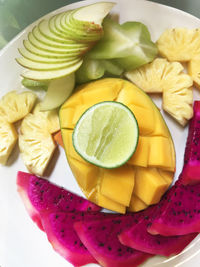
top-left (16, 2), bottom-right (115, 81)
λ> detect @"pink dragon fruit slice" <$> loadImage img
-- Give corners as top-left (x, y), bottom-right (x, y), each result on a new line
top-left (74, 211), bottom-right (153, 267)
top-left (119, 206), bottom-right (198, 257)
top-left (17, 171), bottom-right (100, 230)
top-left (148, 180), bottom-right (200, 236)
top-left (181, 101), bottom-right (200, 185)
top-left (40, 211), bottom-right (119, 267)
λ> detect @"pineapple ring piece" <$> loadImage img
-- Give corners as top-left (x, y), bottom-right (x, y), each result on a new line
top-left (188, 58), bottom-right (200, 90)
top-left (125, 58), bottom-right (185, 93)
top-left (157, 28), bottom-right (200, 62)
top-left (19, 105), bottom-right (60, 176)
top-left (0, 90), bottom-right (37, 123)
top-left (125, 58), bottom-right (193, 126)
top-left (0, 118), bottom-right (18, 165)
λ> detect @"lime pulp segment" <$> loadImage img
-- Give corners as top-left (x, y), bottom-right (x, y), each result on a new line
top-left (73, 101), bottom-right (139, 168)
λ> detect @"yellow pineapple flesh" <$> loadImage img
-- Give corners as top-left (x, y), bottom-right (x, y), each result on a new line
top-left (0, 91), bottom-right (37, 123)
top-left (188, 57), bottom-right (200, 89)
top-left (157, 28), bottom-right (200, 62)
top-left (0, 118), bottom-right (18, 165)
top-left (125, 58), bottom-right (184, 93)
top-left (19, 107), bottom-right (60, 176)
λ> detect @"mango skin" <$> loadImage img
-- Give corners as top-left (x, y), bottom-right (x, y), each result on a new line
top-left (60, 78), bottom-right (175, 213)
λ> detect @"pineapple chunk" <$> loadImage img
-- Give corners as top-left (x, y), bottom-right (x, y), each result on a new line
top-left (157, 28), bottom-right (200, 62)
top-left (19, 109), bottom-right (59, 176)
top-left (188, 58), bottom-right (200, 89)
top-left (0, 91), bottom-right (36, 123)
top-left (162, 74), bottom-right (193, 126)
top-left (0, 118), bottom-right (18, 165)
top-left (125, 58), bottom-right (184, 93)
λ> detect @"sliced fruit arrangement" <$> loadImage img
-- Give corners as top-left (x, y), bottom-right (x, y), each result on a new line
top-left (125, 58), bottom-right (193, 126)
top-left (60, 78), bottom-right (176, 213)
top-left (188, 57), bottom-right (200, 89)
top-left (0, 91), bottom-right (37, 165)
top-left (17, 171), bottom-right (152, 267)
top-left (17, 171), bottom-right (200, 267)
top-left (19, 104), bottom-right (60, 176)
top-left (17, 2), bottom-right (115, 81)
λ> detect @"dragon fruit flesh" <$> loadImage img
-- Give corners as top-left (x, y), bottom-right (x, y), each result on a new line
top-left (40, 211), bottom-right (119, 267)
top-left (181, 101), bottom-right (200, 185)
top-left (17, 171), bottom-right (100, 230)
top-left (74, 211), bottom-right (153, 267)
top-left (119, 205), bottom-right (198, 257)
top-left (148, 178), bottom-right (200, 236)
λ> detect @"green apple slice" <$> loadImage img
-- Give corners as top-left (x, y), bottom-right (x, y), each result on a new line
top-left (72, 2), bottom-right (115, 25)
top-left (75, 58), bottom-right (105, 84)
top-left (16, 57), bottom-right (80, 71)
top-left (18, 48), bottom-right (78, 63)
top-left (40, 73), bottom-right (75, 110)
top-left (22, 78), bottom-right (49, 91)
top-left (38, 20), bottom-right (75, 44)
top-left (22, 59), bottom-right (83, 80)
top-left (48, 15), bottom-right (72, 40)
top-left (32, 26), bottom-right (87, 49)
top-left (28, 32), bottom-right (87, 54)
top-left (59, 12), bottom-right (103, 42)
top-left (24, 40), bottom-right (85, 58)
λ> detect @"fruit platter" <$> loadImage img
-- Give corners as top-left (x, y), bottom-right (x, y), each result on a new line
top-left (1, 0), bottom-right (200, 266)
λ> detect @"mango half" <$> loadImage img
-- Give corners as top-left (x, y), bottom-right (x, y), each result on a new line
top-left (60, 78), bottom-right (175, 213)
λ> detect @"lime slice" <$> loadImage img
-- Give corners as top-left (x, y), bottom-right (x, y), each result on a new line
top-left (72, 101), bottom-right (139, 168)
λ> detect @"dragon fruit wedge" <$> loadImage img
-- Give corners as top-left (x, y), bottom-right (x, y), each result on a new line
top-left (148, 179), bottom-right (200, 236)
top-left (119, 206), bottom-right (198, 257)
top-left (74, 211), bottom-right (153, 267)
top-left (17, 171), bottom-right (101, 230)
top-left (181, 101), bottom-right (200, 185)
top-left (40, 211), bottom-right (119, 267)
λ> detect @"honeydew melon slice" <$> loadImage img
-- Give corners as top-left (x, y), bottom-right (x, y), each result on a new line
top-left (18, 48), bottom-right (78, 63)
top-left (17, 57), bottom-right (80, 71)
top-left (32, 26), bottom-right (87, 49)
top-left (40, 73), bottom-right (75, 110)
top-left (28, 32), bottom-right (86, 54)
top-left (24, 40), bottom-right (84, 58)
top-left (72, 2), bottom-right (115, 26)
top-left (22, 59), bottom-right (83, 80)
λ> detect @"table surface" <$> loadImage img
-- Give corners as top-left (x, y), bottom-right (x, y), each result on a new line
top-left (0, 0), bottom-right (200, 49)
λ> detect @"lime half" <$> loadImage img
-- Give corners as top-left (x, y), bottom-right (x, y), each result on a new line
top-left (72, 101), bottom-right (139, 168)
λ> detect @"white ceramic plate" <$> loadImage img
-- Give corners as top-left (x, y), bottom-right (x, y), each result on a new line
top-left (1, 0), bottom-right (200, 266)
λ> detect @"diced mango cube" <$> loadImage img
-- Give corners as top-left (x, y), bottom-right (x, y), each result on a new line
top-left (128, 104), bottom-right (155, 135)
top-left (158, 169), bottom-right (174, 186)
top-left (59, 107), bottom-right (75, 129)
top-left (81, 79), bottom-right (123, 105)
top-left (152, 107), bottom-right (170, 137)
top-left (61, 129), bottom-right (86, 163)
top-left (68, 157), bottom-right (99, 191)
top-left (117, 81), bottom-right (153, 109)
top-left (148, 136), bottom-right (175, 171)
top-left (128, 136), bottom-right (149, 167)
top-left (134, 167), bottom-right (169, 205)
top-left (97, 191), bottom-right (126, 214)
top-left (100, 165), bottom-right (135, 206)
top-left (128, 194), bottom-right (148, 212)
top-left (72, 104), bottom-right (93, 126)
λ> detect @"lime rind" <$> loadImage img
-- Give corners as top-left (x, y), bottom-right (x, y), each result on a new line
top-left (72, 101), bottom-right (139, 169)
